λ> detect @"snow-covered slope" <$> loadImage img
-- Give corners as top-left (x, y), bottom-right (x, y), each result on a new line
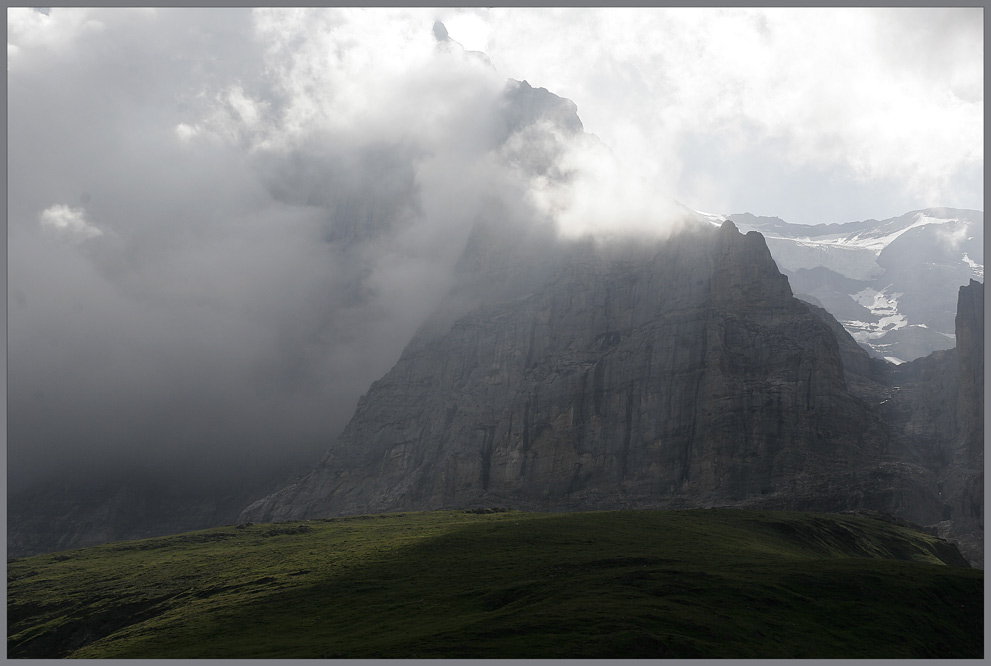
top-left (696, 208), bottom-right (983, 362)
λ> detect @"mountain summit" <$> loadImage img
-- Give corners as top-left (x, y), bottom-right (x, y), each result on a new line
top-left (242, 217), bottom-right (983, 564)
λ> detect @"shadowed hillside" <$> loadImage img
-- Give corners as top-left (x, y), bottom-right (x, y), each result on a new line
top-left (7, 509), bottom-right (981, 659)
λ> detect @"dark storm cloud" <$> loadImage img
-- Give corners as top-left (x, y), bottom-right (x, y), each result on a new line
top-left (8, 10), bottom-right (298, 490)
top-left (7, 8), bottom-right (556, 492)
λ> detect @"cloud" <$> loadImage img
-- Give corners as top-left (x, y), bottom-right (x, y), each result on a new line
top-left (507, 122), bottom-right (690, 240)
top-left (174, 122), bottom-right (199, 143)
top-left (7, 8), bottom-right (561, 496)
top-left (6, 6), bottom-right (982, 504)
top-left (38, 204), bottom-right (103, 241)
top-left (442, 7), bottom-right (983, 221)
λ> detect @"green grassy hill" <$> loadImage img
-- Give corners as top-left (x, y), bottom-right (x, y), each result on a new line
top-left (7, 508), bottom-right (983, 658)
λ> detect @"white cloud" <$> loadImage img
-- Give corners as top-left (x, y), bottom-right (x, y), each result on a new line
top-left (240, 8), bottom-right (506, 153)
top-left (438, 10), bottom-right (491, 53)
top-left (7, 7), bottom-right (125, 56)
top-left (933, 220), bottom-right (973, 251)
top-left (511, 123), bottom-right (689, 240)
top-left (38, 204), bottom-right (103, 241)
top-left (17, 7), bottom-right (976, 226)
top-left (442, 7), bottom-right (983, 219)
top-left (174, 122), bottom-right (199, 143)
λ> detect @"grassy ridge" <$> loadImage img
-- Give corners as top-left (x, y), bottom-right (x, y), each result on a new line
top-left (7, 509), bottom-right (982, 658)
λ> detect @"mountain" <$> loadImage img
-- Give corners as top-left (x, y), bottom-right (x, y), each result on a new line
top-left (241, 215), bottom-right (983, 565)
top-left (881, 280), bottom-right (984, 565)
top-left (723, 209), bottom-right (984, 363)
top-left (10, 63), bottom-right (982, 567)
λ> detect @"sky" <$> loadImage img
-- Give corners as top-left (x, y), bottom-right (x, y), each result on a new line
top-left (6, 7), bottom-right (983, 494)
top-left (438, 7), bottom-right (983, 224)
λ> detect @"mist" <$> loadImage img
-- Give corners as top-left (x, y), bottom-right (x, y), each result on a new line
top-left (7, 8), bottom-right (982, 508)
top-left (7, 8), bottom-right (670, 498)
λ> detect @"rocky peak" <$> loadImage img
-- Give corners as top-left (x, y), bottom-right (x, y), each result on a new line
top-left (432, 20), bottom-right (450, 42)
top-left (499, 79), bottom-right (584, 140)
top-left (712, 221), bottom-right (796, 312)
top-left (956, 279), bottom-right (984, 423)
top-left (948, 280), bottom-right (984, 563)
top-left (879, 279), bottom-right (984, 565)
top-left (240, 221), bottom-right (984, 566)
top-left (241, 221), bottom-right (904, 524)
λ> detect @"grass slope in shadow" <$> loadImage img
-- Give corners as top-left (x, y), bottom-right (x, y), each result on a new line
top-left (7, 508), bottom-right (983, 658)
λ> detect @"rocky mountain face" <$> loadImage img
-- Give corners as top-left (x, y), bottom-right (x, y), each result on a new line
top-left (874, 280), bottom-right (984, 565)
top-left (726, 209), bottom-right (984, 363)
top-left (241, 218), bottom-right (983, 565)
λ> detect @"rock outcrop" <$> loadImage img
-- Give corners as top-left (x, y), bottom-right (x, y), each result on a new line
top-left (243, 220), bottom-right (981, 565)
top-left (949, 281), bottom-right (984, 564)
top-left (875, 280), bottom-right (984, 564)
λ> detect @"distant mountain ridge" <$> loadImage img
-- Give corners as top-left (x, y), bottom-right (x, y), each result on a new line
top-left (717, 208), bottom-right (983, 362)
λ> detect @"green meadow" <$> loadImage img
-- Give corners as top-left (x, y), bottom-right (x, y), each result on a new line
top-left (7, 508), bottom-right (982, 659)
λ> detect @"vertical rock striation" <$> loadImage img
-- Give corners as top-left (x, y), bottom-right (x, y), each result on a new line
top-left (881, 280), bottom-right (984, 565)
top-left (243, 220), bottom-right (961, 538)
top-left (950, 280), bottom-right (984, 564)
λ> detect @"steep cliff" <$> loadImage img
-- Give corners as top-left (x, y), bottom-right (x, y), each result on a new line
top-left (950, 280), bottom-right (984, 565)
top-left (878, 280), bottom-right (984, 564)
top-left (243, 220), bottom-right (947, 528)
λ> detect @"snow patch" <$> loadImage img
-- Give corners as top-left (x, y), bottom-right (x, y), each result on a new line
top-left (852, 286), bottom-right (902, 317)
top-left (692, 209), bottom-right (727, 227)
top-left (878, 313), bottom-right (907, 331)
top-left (761, 237), bottom-right (882, 280)
top-left (848, 286), bottom-right (907, 339)
top-left (780, 212), bottom-right (960, 257)
top-left (962, 252), bottom-right (984, 278)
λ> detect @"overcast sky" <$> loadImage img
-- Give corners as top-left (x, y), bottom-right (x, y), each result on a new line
top-left (438, 7), bottom-right (983, 224)
top-left (6, 7), bottom-right (983, 492)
